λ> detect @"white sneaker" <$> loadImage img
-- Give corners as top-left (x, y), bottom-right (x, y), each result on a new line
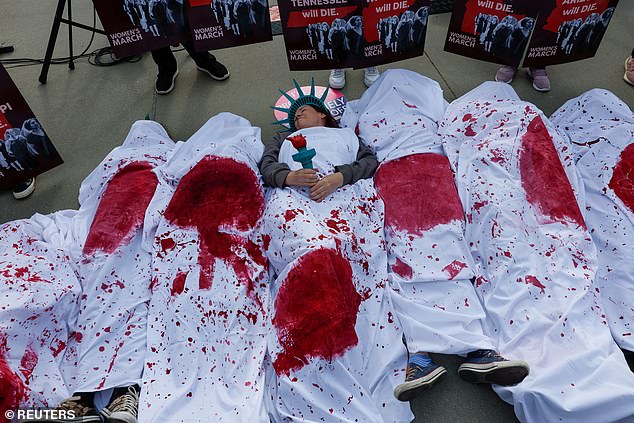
top-left (101, 386), bottom-right (139, 423)
top-left (363, 66), bottom-right (380, 87)
top-left (329, 69), bottom-right (346, 89)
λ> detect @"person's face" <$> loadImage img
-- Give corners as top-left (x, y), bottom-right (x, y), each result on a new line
top-left (294, 105), bottom-right (326, 130)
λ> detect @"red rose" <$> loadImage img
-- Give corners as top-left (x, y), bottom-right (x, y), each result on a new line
top-left (287, 134), bottom-right (307, 149)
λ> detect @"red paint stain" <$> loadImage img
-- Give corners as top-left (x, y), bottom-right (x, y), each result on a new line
top-left (171, 271), bottom-right (188, 297)
top-left (462, 114), bottom-right (473, 122)
top-left (391, 258), bottom-right (412, 279)
top-left (50, 340), bottom-right (66, 358)
top-left (375, 154), bottom-right (464, 236)
top-left (19, 345), bottom-right (38, 383)
top-left (523, 275), bottom-right (546, 294)
top-left (272, 248), bottom-right (360, 376)
top-left (519, 116), bottom-right (585, 228)
top-left (83, 161), bottom-right (158, 256)
top-left (442, 260), bottom-right (467, 280)
top-left (403, 101), bottom-right (418, 109)
top-left (163, 156), bottom-right (265, 293)
top-left (465, 125), bottom-right (476, 137)
top-left (0, 335), bottom-right (27, 414)
top-left (608, 143), bottom-right (634, 214)
top-left (285, 209), bottom-right (299, 222)
top-left (262, 234), bottom-right (271, 251)
top-left (13, 267), bottom-right (47, 283)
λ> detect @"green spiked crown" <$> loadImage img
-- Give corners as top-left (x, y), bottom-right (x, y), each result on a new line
top-left (272, 78), bottom-right (330, 132)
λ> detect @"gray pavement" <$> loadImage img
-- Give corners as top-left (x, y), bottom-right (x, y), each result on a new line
top-left (1, 1), bottom-right (633, 421)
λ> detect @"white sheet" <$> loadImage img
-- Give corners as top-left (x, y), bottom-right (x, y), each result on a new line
top-left (342, 69), bottom-right (494, 355)
top-left (139, 113), bottom-right (270, 422)
top-left (551, 89), bottom-right (634, 352)
top-left (0, 211), bottom-right (80, 409)
top-left (263, 125), bottom-right (412, 422)
top-left (65, 120), bottom-right (174, 393)
top-left (440, 82), bottom-right (634, 423)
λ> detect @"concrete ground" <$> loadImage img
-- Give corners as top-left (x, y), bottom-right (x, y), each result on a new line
top-left (1, 1), bottom-right (633, 421)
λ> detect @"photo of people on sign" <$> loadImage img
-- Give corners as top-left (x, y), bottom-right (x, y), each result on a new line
top-left (0, 65), bottom-right (63, 190)
top-left (278, 0), bottom-right (365, 70)
top-left (361, 0), bottom-right (431, 67)
top-left (444, 0), bottom-right (539, 67)
top-left (187, 0), bottom-right (273, 51)
top-left (92, 0), bottom-right (189, 58)
top-left (523, 0), bottom-right (618, 68)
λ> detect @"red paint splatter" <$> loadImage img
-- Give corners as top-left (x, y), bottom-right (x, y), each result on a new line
top-left (608, 143), bottom-right (634, 214)
top-left (285, 209), bottom-right (299, 222)
top-left (19, 345), bottom-right (38, 383)
top-left (163, 156), bottom-right (265, 293)
top-left (475, 276), bottom-right (487, 288)
top-left (403, 101), bottom-right (418, 109)
top-left (442, 260), bottom-right (467, 280)
top-left (262, 234), bottom-right (271, 251)
top-left (519, 116), bottom-right (585, 228)
top-left (391, 258), bottom-right (412, 279)
top-left (0, 335), bottom-right (27, 414)
top-left (13, 267), bottom-right (47, 283)
top-left (462, 114), bottom-right (473, 122)
top-left (272, 248), bottom-right (360, 376)
top-left (465, 125), bottom-right (476, 137)
top-left (523, 275), bottom-right (546, 294)
top-left (171, 271), bottom-right (188, 297)
top-left (375, 154), bottom-right (464, 236)
top-left (83, 161), bottom-right (158, 256)
top-left (50, 340), bottom-right (66, 358)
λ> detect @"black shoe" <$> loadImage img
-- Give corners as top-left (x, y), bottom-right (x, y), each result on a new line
top-left (196, 55), bottom-right (230, 81)
top-left (101, 385), bottom-right (139, 423)
top-left (12, 177), bottom-right (35, 199)
top-left (393, 352), bottom-right (447, 402)
top-left (458, 349), bottom-right (529, 385)
top-left (155, 67), bottom-right (178, 95)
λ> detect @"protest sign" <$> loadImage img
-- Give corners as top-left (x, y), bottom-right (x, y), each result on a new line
top-left (0, 65), bottom-right (63, 190)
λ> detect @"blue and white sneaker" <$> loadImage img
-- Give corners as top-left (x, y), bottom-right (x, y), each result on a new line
top-left (394, 352), bottom-right (447, 401)
top-left (458, 349), bottom-right (529, 385)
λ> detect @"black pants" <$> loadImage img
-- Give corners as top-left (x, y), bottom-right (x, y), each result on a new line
top-left (151, 41), bottom-right (216, 71)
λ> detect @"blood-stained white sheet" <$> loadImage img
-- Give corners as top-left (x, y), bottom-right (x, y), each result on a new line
top-left (551, 89), bottom-right (634, 352)
top-left (342, 69), bottom-right (494, 355)
top-left (263, 125), bottom-right (412, 422)
top-left (139, 113), bottom-right (270, 422)
top-left (64, 120), bottom-right (174, 394)
top-left (439, 82), bottom-right (634, 423)
top-left (0, 211), bottom-right (80, 411)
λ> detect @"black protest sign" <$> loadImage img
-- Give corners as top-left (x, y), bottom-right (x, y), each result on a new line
top-left (358, 0), bottom-right (431, 68)
top-left (93, 0), bottom-right (189, 58)
top-left (523, 0), bottom-right (618, 68)
top-left (444, 0), bottom-right (539, 67)
top-left (0, 65), bottom-right (63, 190)
top-left (278, 0), bottom-right (365, 70)
top-left (187, 0), bottom-right (273, 50)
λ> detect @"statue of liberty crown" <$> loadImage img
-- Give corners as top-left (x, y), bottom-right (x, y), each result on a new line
top-left (272, 78), bottom-right (330, 132)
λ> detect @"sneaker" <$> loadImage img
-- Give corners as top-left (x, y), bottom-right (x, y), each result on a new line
top-left (363, 66), bottom-right (380, 87)
top-left (458, 349), bottom-right (529, 385)
top-left (495, 65), bottom-right (517, 83)
top-left (393, 352), bottom-right (447, 401)
top-left (20, 396), bottom-right (101, 422)
top-left (526, 68), bottom-right (551, 92)
top-left (12, 177), bottom-right (35, 199)
top-left (101, 386), bottom-right (139, 423)
top-left (329, 69), bottom-right (346, 89)
top-left (196, 55), bottom-right (230, 81)
top-left (155, 66), bottom-right (178, 95)
top-left (625, 56), bottom-right (634, 86)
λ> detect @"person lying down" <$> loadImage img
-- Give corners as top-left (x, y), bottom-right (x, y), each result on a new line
top-left (260, 80), bottom-right (413, 422)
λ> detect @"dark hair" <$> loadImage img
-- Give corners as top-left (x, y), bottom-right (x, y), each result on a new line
top-left (311, 105), bottom-right (339, 128)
